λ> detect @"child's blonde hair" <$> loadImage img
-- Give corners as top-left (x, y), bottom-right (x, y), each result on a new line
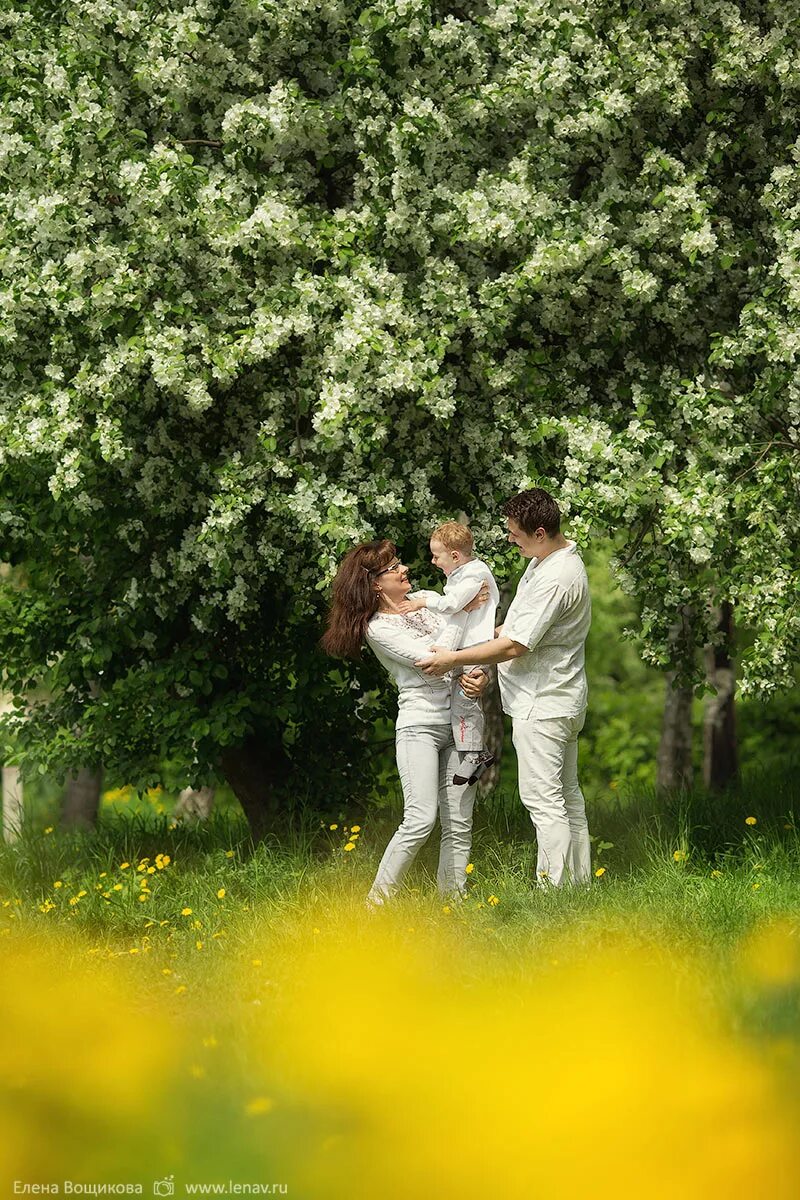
top-left (430, 521), bottom-right (474, 554)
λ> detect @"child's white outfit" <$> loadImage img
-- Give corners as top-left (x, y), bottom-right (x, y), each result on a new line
top-left (414, 558), bottom-right (501, 754)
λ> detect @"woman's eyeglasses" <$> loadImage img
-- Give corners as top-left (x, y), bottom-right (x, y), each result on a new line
top-left (367, 559), bottom-right (403, 578)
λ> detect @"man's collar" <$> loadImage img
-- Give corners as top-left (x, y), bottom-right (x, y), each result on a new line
top-left (529, 540), bottom-right (577, 574)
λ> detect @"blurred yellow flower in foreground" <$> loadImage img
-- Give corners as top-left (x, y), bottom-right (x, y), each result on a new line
top-left (738, 919), bottom-right (800, 988)
top-left (0, 934), bottom-right (177, 1183)
top-left (252, 908), bottom-right (800, 1200)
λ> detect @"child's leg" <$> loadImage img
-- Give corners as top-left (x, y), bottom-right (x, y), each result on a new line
top-left (450, 667), bottom-right (484, 757)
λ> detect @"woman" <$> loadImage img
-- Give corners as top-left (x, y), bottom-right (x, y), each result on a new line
top-left (321, 538), bottom-right (489, 905)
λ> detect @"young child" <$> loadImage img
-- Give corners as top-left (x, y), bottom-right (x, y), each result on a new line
top-left (399, 521), bottom-right (500, 785)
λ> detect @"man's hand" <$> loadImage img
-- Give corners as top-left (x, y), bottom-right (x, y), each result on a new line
top-left (459, 669), bottom-right (489, 698)
top-left (397, 595), bottom-right (426, 615)
top-left (415, 645), bottom-right (457, 676)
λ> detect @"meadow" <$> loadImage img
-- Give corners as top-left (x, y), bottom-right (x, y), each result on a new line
top-left (2, 774), bottom-right (800, 1199)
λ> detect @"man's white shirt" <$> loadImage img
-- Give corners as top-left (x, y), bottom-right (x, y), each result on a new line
top-left (498, 541), bottom-right (590, 719)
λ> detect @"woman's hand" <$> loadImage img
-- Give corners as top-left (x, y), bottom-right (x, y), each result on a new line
top-left (459, 669), bottom-right (489, 698)
top-left (463, 581), bottom-right (490, 613)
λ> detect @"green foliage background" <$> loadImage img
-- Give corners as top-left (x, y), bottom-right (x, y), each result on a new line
top-left (0, 0), bottom-right (798, 803)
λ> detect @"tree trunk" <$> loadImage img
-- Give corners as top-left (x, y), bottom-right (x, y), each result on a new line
top-left (61, 767), bottom-right (103, 829)
top-left (174, 785), bottom-right (216, 821)
top-left (478, 578), bottom-right (515, 794)
top-left (656, 607), bottom-right (696, 794)
top-left (219, 736), bottom-right (288, 843)
top-left (2, 766), bottom-right (23, 844)
top-left (478, 671), bottom-right (504, 795)
top-left (656, 676), bottom-right (694, 793)
top-left (703, 601), bottom-right (738, 791)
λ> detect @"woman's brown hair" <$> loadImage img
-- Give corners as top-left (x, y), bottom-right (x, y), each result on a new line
top-left (320, 539), bottom-right (398, 660)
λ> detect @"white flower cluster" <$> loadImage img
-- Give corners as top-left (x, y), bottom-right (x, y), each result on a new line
top-left (1, 0), bottom-right (799, 779)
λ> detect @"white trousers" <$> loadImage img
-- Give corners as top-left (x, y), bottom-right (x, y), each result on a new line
top-left (368, 723), bottom-right (477, 904)
top-left (512, 710), bottom-right (591, 887)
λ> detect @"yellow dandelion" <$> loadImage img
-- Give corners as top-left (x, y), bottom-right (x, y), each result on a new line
top-left (673, 850), bottom-right (687, 863)
top-left (98, 871), bottom-right (107, 878)
top-left (595, 867), bottom-right (606, 878)
top-left (175, 985), bottom-right (187, 995)
top-left (120, 862), bottom-right (130, 870)
top-left (129, 948), bottom-right (139, 955)
top-left (329, 823), bottom-right (338, 831)
top-left (487, 894), bottom-right (500, 906)
top-left (181, 907), bottom-right (193, 916)
top-left (53, 881), bottom-right (63, 889)
top-left (216, 888), bottom-right (226, 899)
top-left (196, 940), bottom-right (204, 950)
top-left (138, 895), bottom-right (148, 902)
top-left (147, 865), bottom-right (156, 874)
top-left (344, 842), bottom-right (356, 852)
top-left (465, 863), bottom-right (474, 875)
top-left (350, 825), bottom-right (361, 833)
top-left (112, 883), bottom-right (123, 892)
top-left (752, 881), bottom-right (762, 890)
top-left (224, 850), bottom-right (235, 858)
top-left (162, 968), bottom-right (173, 976)
top-left (442, 905), bottom-right (452, 915)
top-left (43, 826), bottom-right (54, 835)
top-left (745, 816), bottom-right (757, 826)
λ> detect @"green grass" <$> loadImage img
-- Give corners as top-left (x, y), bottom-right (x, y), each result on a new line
top-left (3, 771), bottom-right (800, 997)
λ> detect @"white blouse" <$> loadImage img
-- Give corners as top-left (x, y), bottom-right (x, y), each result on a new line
top-left (365, 608), bottom-right (463, 729)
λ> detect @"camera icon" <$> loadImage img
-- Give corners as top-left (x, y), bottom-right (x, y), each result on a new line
top-left (153, 1177), bottom-right (175, 1197)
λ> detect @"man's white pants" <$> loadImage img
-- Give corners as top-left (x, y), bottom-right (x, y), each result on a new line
top-left (512, 710), bottom-right (591, 887)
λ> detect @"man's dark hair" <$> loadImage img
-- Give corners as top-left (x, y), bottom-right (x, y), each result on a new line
top-left (503, 488), bottom-right (561, 536)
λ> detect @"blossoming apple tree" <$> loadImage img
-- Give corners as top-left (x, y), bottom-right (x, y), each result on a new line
top-left (1, 0), bottom-right (797, 833)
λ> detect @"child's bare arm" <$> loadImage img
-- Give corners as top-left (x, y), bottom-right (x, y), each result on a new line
top-left (397, 594), bottom-right (427, 614)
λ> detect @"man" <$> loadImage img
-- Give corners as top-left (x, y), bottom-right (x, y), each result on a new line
top-left (417, 488), bottom-right (591, 887)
